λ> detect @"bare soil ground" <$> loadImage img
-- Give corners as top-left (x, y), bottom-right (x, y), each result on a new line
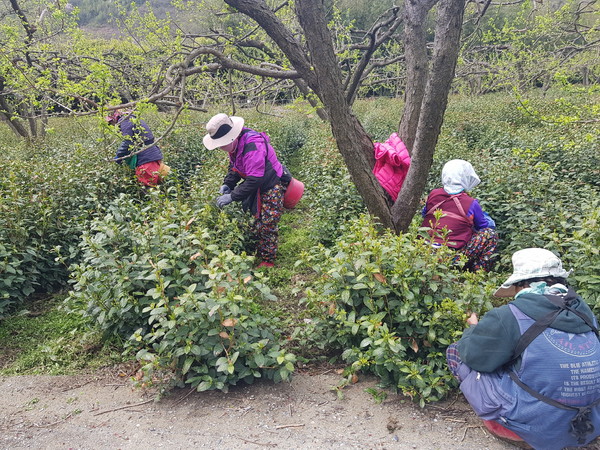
top-left (0, 362), bottom-right (532, 450)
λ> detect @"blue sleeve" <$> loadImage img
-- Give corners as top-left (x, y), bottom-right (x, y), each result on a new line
top-left (468, 199), bottom-right (488, 231)
top-left (115, 119), bottom-right (135, 160)
top-left (483, 211), bottom-right (496, 229)
top-left (115, 139), bottom-right (132, 161)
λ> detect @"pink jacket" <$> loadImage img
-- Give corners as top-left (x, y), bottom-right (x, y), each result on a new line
top-left (372, 133), bottom-right (411, 201)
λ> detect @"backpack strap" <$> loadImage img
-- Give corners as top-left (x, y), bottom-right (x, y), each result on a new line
top-left (506, 307), bottom-right (563, 367)
top-left (545, 289), bottom-right (599, 337)
top-left (506, 289), bottom-right (600, 444)
top-left (451, 196), bottom-right (468, 218)
top-left (507, 289), bottom-right (598, 367)
top-left (425, 194), bottom-right (474, 227)
top-left (508, 371), bottom-right (600, 444)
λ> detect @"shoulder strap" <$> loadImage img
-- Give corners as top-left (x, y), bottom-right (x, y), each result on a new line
top-left (508, 371), bottom-right (600, 444)
top-left (508, 290), bottom-right (599, 366)
top-left (425, 198), bottom-right (447, 217)
top-left (451, 196), bottom-right (468, 218)
top-left (545, 289), bottom-right (599, 336)
top-left (425, 194), bottom-right (473, 226)
top-left (507, 308), bottom-right (563, 367)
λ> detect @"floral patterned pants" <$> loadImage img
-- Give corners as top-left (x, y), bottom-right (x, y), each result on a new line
top-left (250, 184), bottom-right (284, 264)
top-left (457, 227), bottom-right (499, 272)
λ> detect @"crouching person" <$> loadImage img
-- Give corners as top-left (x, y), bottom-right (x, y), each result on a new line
top-left (447, 248), bottom-right (600, 449)
top-left (108, 110), bottom-right (166, 187)
top-left (422, 159), bottom-right (498, 272)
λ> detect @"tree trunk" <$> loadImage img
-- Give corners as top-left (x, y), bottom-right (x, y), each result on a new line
top-left (0, 77), bottom-right (29, 138)
top-left (292, 78), bottom-right (329, 122)
top-left (392, 0), bottom-right (466, 231)
top-left (0, 111), bottom-right (29, 138)
top-left (294, 0), bottom-right (394, 230)
top-left (398, 0), bottom-right (439, 152)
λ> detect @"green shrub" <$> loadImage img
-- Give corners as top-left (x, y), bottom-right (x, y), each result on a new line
top-left (292, 121), bottom-right (366, 245)
top-left (0, 132), bottom-right (130, 315)
top-left (297, 215), bottom-right (498, 406)
top-left (67, 192), bottom-right (295, 394)
top-left (551, 200), bottom-right (600, 309)
top-left (353, 97), bottom-right (403, 142)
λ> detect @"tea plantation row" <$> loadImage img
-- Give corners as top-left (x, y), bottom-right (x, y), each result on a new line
top-left (0, 91), bottom-right (598, 403)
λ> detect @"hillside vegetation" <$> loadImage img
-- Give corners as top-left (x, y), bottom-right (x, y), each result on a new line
top-left (0, 91), bottom-right (598, 405)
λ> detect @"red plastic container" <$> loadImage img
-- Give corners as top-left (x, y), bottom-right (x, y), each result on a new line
top-left (283, 178), bottom-right (304, 209)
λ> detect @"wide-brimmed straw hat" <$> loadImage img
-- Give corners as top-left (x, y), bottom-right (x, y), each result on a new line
top-left (203, 113), bottom-right (244, 150)
top-left (493, 248), bottom-right (572, 297)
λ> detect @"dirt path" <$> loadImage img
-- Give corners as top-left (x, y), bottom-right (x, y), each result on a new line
top-left (0, 366), bottom-right (593, 449)
top-left (0, 365), bottom-right (508, 450)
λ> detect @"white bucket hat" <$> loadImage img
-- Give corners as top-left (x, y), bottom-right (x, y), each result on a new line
top-left (203, 113), bottom-right (244, 150)
top-left (493, 248), bottom-right (572, 297)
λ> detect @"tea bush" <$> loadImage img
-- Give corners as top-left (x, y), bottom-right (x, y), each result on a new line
top-left (353, 97), bottom-right (403, 142)
top-left (297, 215), bottom-right (498, 406)
top-left (291, 120), bottom-right (366, 245)
top-left (67, 191), bottom-right (295, 393)
top-left (2, 91), bottom-right (599, 405)
top-left (0, 126), bottom-right (131, 316)
top-left (551, 200), bottom-right (600, 308)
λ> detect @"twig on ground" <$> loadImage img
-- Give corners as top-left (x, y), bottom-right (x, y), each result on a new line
top-left (460, 424), bottom-right (481, 442)
top-left (239, 406), bottom-right (253, 417)
top-left (426, 404), bottom-right (449, 411)
top-left (33, 412), bottom-right (74, 428)
top-left (443, 418), bottom-right (468, 423)
top-left (289, 404), bottom-right (293, 417)
top-left (93, 399), bottom-right (153, 416)
top-left (172, 388), bottom-right (195, 407)
top-left (275, 423), bottom-right (305, 430)
top-left (237, 437), bottom-right (277, 447)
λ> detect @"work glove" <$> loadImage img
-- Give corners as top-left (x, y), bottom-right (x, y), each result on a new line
top-left (216, 193), bottom-right (233, 208)
top-left (219, 184), bottom-right (231, 194)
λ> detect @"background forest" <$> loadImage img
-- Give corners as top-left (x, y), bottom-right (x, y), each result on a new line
top-left (0, 0), bottom-right (598, 406)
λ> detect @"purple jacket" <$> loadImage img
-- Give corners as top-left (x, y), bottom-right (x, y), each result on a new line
top-left (223, 128), bottom-right (284, 215)
top-left (115, 116), bottom-right (163, 166)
